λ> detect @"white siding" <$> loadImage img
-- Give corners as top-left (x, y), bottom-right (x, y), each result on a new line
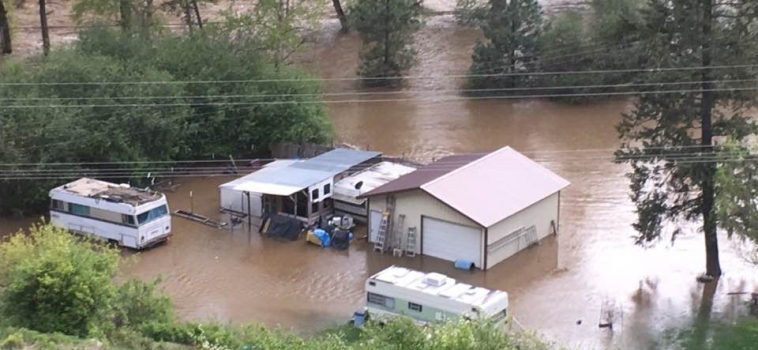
top-left (368, 190), bottom-right (480, 255)
top-left (485, 192), bottom-right (560, 269)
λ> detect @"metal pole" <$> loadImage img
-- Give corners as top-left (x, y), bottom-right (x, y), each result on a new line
top-left (190, 190), bottom-right (194, 214)
top-left (247, 192), bottom-right (252, 231)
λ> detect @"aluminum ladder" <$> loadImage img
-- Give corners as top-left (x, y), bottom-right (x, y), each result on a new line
top-left (392, 214), bottom-right (406, 257)
top-left (524, 225), bottom-right (539, 247)
top-left (373, 213), bottom-right (389, 252)
top-left (405, 227), bottom-right (417, 257)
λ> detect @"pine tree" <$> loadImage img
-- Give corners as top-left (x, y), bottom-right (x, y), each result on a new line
top-left (615, 0), bottom-right (758, 278)
top-left (467, 0), bottom-right (543, 93)
top-left (350, 0), bottom-right (423, 86)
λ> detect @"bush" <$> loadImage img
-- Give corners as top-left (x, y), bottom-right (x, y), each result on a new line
top-left (0, 224), bottom-right (120, 337)
top-left (114, 278), bottom-right (175, 328)
top-left (0, 333), bottom-right (24, 350)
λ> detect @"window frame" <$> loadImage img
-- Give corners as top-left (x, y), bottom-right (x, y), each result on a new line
top-left (408, 302), bottom-right (423, 312)
top-left (367, 292), bottom-right (395, 310)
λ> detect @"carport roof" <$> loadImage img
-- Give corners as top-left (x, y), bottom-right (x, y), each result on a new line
top-left (223, 148), bottom-right (382, 196)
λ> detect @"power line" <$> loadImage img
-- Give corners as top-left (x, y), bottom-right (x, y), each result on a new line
top-left (0, 64), bottom-right (756, 86)
top-left (1, 78), bottom-right (754, 102)
top-left (0, 86), bottom-right (755, 108)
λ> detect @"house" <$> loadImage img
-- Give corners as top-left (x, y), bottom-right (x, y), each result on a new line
top-left (332, 162), bottom-right (417, 224)
top-left (358, 146), bottom-right (570, 270)
top-left (219, 148), bottom-right (381, 225)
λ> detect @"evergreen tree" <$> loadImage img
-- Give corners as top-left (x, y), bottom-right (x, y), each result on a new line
top-left (349, 0), bottom-right (423, 86)
top-left (615, 0), bottom-right (758, 278)
top-left (467, 0), bottom-right (543, 93)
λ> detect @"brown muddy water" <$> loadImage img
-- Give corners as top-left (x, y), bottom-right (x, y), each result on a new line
top-left (1, 6), bottom-right (757, 350)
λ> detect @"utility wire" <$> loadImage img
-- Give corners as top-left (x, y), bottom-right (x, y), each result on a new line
top-left (1, 86), bottom-right (756, 108)
top-left (1, 64), bottom-right (756, 86)
top-left (1, 78), bottom-right (754, 102)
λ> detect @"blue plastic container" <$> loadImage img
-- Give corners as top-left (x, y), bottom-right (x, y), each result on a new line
top-left (454, 259), bottom-right (475, 270)
top-left (353, 311), bottom-right (366, 327)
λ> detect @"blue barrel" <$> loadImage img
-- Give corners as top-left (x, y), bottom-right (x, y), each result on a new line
top-left (455, 259), bottom-right (475, 270)
top-left (353, 311), bottom-right (366, 327)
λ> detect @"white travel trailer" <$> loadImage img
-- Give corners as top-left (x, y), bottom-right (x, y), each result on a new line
top-left (364, 266), bottom-right (509, 327)
top-left (48, 178), bottom-right (172, 249)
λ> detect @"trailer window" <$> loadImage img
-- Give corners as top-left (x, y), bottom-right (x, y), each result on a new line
top-left (122, 214), bottom-right (136, 225)
top-left (367, 292), bottom-right (395, 310)
top-left (68, 203), bottom-right (90, 216)
top-left (137, 205), bottom-right (168, 225)
top-left (408, 302), bottom-right (423, 312)
top-left (51, 199), bottom-right (66, 211)
top-left (490, 309), bottom-right (507, 323)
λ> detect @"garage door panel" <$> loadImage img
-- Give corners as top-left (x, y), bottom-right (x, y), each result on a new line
top-left (422, 217), bottom-right (482, 268)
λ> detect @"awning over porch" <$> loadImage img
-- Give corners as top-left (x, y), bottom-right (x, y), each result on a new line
top-left (232, 182), bottom-right (304, 197)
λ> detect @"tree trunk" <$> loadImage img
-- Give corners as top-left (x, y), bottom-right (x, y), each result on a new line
top-left (383, 0), bottom-right (390, 73)
top-left (119, 0), bottom-right (132, 31)
top-left (331, 0), bottom-right (348, 32)
top-left (39, 0), bottom-right (50, 56)
top-left (182, 0), bottom-right (193, 34)
top-left (700, 0), bottom-right (721, 277)
top-left (191, 0), bottom-right (202, 29)
top-left (0, 0), bottom-right (11, 55)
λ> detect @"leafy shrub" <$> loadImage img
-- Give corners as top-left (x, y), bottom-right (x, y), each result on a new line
top-left (0, 224), bottom-right (119, 337)
top-left (0, 332), bottom-right (24, 350)
top-left (113, 278), bottom-right (175, 328)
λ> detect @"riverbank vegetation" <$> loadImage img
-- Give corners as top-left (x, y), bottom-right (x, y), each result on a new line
top-left (0, 23), bottom-right (331, 216)
top-left (0, 223), bottom-right (569, 350)
top-left (350, 0), bottom-right (423, 86)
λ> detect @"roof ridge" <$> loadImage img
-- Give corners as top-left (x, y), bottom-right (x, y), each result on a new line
top-left (421, 146), bottom-right (512, 190)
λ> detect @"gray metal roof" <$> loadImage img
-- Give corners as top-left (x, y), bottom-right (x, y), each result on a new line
top-left (221, 148), bottom-right (382, 195)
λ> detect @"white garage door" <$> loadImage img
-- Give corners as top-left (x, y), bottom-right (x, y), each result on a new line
top-left (369, 210), bottom-right (383, 243)
top-left (422, 217), bottom-right (482, 268)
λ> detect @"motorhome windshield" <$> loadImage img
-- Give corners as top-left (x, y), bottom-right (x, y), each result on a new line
top-left (137, 205), bottom-right (169, 225)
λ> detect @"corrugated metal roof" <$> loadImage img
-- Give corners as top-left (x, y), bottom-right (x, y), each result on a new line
top-left (421, 146), bottom-right (570, 227)
top-left (334, 162), bottom-right (417, 201)
top-left (218, 160), bottom-right (298, 189)
top-left (220, 148), bottom-right (381, 196)
top-left (357, 153), bottom-right (483, 198)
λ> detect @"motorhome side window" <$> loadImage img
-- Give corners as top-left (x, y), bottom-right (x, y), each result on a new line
top-left (68, 203), bottom-right (90, 216)
top-left (122, 214), bottom-right (136, 225)
top-left (137, 205), bottom-right (168, 225)
top-left (51, 199), bottom-right (66, 211)
top-left (408, 302), bottom-right (422, 312)
top-left (367, 292), bottom-right (395, 309)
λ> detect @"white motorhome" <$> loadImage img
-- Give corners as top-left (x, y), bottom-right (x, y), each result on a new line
top-left (48, 178), bottom-right (172, 249)
top-left (364, 266), bottom-right (509, 326)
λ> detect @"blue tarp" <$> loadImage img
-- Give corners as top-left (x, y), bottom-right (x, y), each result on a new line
top-left (313, 229), bottom-right (331, 247)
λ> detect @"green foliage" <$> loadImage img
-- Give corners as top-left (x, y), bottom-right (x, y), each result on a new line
top-left (0, 224), bottom-right (120, 337)
top-left (655, 319), bottom-right (758, 350)
top-left (453, 0), bottom-right (485, 27)
top-left (615, 0), bottom-right (758, 274)
top-left (0, 332), bottom-right (23, 350)
top-left (114, 278), bottom-right (175, 328)
top-left (0, 26), bottom-right (331, 216)
top-left (217, 0), bottom-right (326, 68)
top-left (349, 0), bottom-right (423, 86)
top-left (467, 0), bottom-right (543, 93)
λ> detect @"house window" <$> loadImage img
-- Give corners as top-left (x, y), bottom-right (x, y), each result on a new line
top-left (68, 203), bottom-right (90, 216)
top-left (323, 184), bottom-right (331, 195)
top-left (408, 302), bottom-right (423, 312)
top-left (51, 199), bottom-right (65, 211)
top-left (311, 188), bottom-right (320, 201)
top-left (311, 202), bottom-right (319, 215)
top-left (367, 292), bottom-right (395, 310)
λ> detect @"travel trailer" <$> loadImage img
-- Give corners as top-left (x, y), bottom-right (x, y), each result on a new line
top-left (48, 178), bottom-right (171, 249)
top-left (364, 266), bottom-right (509, 326)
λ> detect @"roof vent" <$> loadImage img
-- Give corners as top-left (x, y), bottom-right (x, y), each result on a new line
top-left (423, 273), bottom-right (447, 287)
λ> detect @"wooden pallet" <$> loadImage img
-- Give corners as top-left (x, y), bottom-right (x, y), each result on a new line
top-left (172, 210), bottom-right (227, 229)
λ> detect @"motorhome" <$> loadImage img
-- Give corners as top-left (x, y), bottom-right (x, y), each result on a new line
top-left (48, 178), bottom-right (171, 249)
top-left (364, 266), bottom-right (509, 326)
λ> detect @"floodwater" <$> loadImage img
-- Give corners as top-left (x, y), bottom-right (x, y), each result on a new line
top-left (1, 3), bottom-right (757, 350)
